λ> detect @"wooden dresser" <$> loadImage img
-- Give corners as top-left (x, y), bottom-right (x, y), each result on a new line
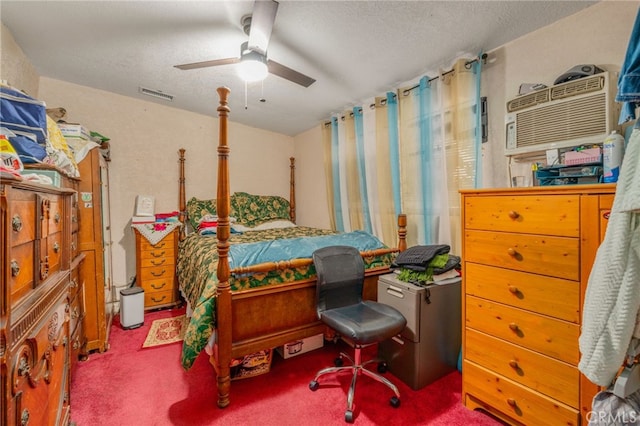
top-left (134, 228), bottom-right (180, 310)
top-left (1, 174), bottom-right (75, 426)
top-left (460, 184), bottom-right (615, 426)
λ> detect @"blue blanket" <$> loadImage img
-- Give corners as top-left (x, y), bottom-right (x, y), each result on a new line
top-left (228, 230), bottom-right (385, 269)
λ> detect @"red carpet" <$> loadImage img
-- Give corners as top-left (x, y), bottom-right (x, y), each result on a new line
top-left (70, 307), bottom-right (503, 425)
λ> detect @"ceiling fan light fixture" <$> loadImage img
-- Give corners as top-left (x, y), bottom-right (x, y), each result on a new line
top-left (237, 57), bottom-right (268, 82)
top-left (237, 41), bottom-right (268, 82)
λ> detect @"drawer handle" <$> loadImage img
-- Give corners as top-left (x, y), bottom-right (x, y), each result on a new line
top-left (155, 242), bottom-right (166, 248)
top-left (21, 409), bottom-right (30, 426)
top-left (507, 247), bottom-right (517, 257)
top-left (151, 259), bottom-right (166, 266)
top-left (40, 198), bottom-right (51, 220)
top-left (40, 256), bottom-right (50, 280)
top-left (151, 282), bottom-right (167, 290)
top-left (508, 210), bottom-right (520, 219)
top-left (54, 212), bottom-right (61, 223)
top-left (152, 295), bottom-right (167, 303)
top-left (151, 251), bottom-right (166, 258)
top-left (509, 322), bottom-right (519, 332)
top-left (506, 398), bottom-right (517, 408)
top-left (53, 242), bottom-right (60, 253)
top-left (151, 269), bottom-right (166, 277)
top-left (508, 360), bottom-right (519, 369)
top-left (11, 260), bottom-right (20, 277)
top-left (508, 285), bottom-right (519, 294)
top-left (12, 215), bottom-right (23, 232)
top-left (70, 279), bottom-right (78, 288)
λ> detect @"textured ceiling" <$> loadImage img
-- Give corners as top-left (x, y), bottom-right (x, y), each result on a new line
top-left (1, 1), bottom-right (597, 136)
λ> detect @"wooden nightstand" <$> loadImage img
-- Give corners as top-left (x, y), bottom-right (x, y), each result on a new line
top-left (134, 227), bottom-right (180, 310)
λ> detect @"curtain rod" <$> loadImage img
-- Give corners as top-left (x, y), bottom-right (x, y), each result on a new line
top-left (401, 53), bottom-right (488, 96)
top-left (323, 53), bottom-right (488, 125)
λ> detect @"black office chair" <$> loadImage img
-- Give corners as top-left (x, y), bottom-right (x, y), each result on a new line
top-left (309, 245), bottom-right (407, 423)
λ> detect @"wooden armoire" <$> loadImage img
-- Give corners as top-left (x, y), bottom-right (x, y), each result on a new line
top-left (77, 148), bottom-right (113, 354)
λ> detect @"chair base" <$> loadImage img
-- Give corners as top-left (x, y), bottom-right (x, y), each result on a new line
top-left (309, 346), bottom-right (401, 423)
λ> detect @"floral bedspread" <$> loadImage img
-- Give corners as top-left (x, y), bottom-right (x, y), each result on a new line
top-left (176, 226), bottom-right (394, 369)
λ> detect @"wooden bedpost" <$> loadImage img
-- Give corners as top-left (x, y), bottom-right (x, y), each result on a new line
top-left (178, 148), bottom-right (186, 241)
top-left (214, 87), bottom-right (232, 408)
top-left (397, 213), bottom-right (407, 252)
top-left (289, 157), bottom-right (296, 224)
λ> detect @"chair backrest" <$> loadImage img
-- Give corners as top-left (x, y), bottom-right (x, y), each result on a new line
top-left (312, 245), bottom-right (365, 316)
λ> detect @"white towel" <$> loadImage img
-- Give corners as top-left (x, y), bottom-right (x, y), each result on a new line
top-left (579, 128), bottom-right (640, 386)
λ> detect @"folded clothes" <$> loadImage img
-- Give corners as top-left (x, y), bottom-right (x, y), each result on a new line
top-left (392, 244), bottom-right (450, 272)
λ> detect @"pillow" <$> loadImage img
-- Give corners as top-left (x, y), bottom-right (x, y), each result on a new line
top-left (231, 192), bottom-right (291, 228)
top-left (232, 219), bottom-right (296, 233)
top-left (185, 197), bottom-right (216, 230)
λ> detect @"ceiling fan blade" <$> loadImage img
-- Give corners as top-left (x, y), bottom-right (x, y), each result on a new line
top-left (267, 59), bottom-right (316, 88)
top-left (174, 57), bottom-right (240, 70)
top-left (248, 0), bottom-right (279, 55)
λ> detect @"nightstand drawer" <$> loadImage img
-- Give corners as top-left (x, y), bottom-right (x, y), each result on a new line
top-left (466, 295), bottom-right (579, 364)
top-left (144, 289), bottom-right (176, 308)
top-left (139, 256), bottom-right (175, 268)
top-left (465, 263), bottom-right (579, 322)
top-left (464, 230), bottom-right (579, 281)
top-left (139, 245), bottom-right (175, 260)
top-left (140, 277), bottom-right (174, 293)
top-left (464, 194), bottom-right (579, 237)
top-left (140, 266), bottom-right (174, 281)
top-left (463, 361), bottom-right (579, 426)
top-left (139, 232), bottom-right (176, 251)
top-left (466, 328), bottom-right (579, 406)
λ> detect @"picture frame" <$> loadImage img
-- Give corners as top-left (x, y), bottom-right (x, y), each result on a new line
top-left (135, 195), bottom-right (155, 217)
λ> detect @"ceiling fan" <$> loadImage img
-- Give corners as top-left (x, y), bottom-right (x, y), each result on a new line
top-left (174, 0), bottom-right (315, 88)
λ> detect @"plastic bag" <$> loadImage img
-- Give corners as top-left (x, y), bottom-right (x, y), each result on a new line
top-left (0, 134), bottom-right (24, 175)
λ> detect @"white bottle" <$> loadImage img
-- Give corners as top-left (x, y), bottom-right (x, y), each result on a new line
top-left (603, 130), bottom-right (625, 183)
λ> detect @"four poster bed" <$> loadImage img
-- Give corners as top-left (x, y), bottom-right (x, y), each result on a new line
top-left (176, 87), bottom-right (407, 408)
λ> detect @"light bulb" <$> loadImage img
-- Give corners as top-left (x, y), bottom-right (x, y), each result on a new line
top-left (237, 59), bottom-right (268, 82)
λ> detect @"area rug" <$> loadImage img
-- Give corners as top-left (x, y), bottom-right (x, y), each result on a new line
top-left (142, 315), bottom-right (187, 348)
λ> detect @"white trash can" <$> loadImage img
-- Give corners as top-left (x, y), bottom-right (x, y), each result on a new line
top-left (120, 286), bottom-right (144, 329)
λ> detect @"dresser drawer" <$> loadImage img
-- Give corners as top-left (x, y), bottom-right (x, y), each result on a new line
top-left (139, 232), bottom-right (176, 251)
top-left (47, 196), bottom-right (64, 235)
top-left (463, 361), bottom-right (579, 426)
top-left (9, 197), bottom-right (37, 246)
top-left (465, 263), bottom-right (580, 322)
top-left (466, 328), bottom-right (579, 406)
top-left (139, 255), bottom-right (175, 268)
top-left (9, 241), bottom-right (35, 304)
top-left (464, 230), bottom-right (579, 281)
top-left (144, 289), bottom-right (176, 308)
top-left (464, 194), bottom-right (579, 237)
top-left (140, 265), bottom-right (175, 281)
top-left (466, 295), bottom-right (579, 364)
top-left (139, 245), bottom-right (175, 260)
top-left (140, 277), bottom-right (175, 294)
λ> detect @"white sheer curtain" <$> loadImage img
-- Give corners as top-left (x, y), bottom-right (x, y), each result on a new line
top-left (323, 56), bottom-right (482, 253)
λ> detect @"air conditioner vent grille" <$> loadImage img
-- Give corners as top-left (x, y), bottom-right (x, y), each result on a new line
top-left (507, 90), bottom-right (550, 113)
top-left (551, 75), bottom-right (604, 101)
top-left (515, 93), bottom-right (607, 148)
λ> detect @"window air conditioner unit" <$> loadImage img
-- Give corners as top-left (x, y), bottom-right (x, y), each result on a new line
top-left (504, 71), bottom-right (620, 158)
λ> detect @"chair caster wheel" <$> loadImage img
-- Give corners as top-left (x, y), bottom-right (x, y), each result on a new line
top-left (309, 381), bottom-right (319, 391)
top-left (345, 410), bottom-right (354, 423)
top-left (377, 362), bottom-right (388, 373)
top-left (390, 396), bottom-right (400, 408)
top-left (334, 357), bottom-right (344, 367)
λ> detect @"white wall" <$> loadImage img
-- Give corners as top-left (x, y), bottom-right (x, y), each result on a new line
top-left (294, 0), bottom-right (639, 204)
top-left (37, 77), bottom-right (294, 297)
